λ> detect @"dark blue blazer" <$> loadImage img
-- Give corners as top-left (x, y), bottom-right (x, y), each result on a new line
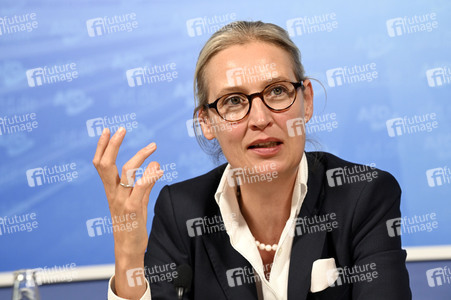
top-left (144, 152), bottom-right (412, 299)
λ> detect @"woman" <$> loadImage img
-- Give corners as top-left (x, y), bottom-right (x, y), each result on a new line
top-left (94, 21), bottom-right (411, 299)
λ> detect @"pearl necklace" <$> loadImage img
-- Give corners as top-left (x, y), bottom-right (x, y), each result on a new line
top-left (255, 239), bottom-right (278, 252)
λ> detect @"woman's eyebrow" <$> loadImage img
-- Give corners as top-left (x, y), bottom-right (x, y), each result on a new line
top-left (215, 86), bottom-right (248, 96)
top-left (269, 76), bottom-right (291, 82)
top-left (215, 76), bottom-right (293, 97)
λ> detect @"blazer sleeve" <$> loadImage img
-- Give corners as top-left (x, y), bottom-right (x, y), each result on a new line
top-left (350, 171), bottom-right (412, 300)
top-left (144, 185), bottom-right (191, 299)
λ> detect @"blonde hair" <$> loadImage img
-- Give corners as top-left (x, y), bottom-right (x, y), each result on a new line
top-left (193, 21), bottom-right (307, 161)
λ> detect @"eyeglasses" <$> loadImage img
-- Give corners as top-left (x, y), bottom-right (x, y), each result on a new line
top-left (205, 81), bottom-right (305, 122)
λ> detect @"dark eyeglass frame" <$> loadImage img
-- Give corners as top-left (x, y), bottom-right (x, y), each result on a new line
top-left (205, 80), bottom-right (305, 122)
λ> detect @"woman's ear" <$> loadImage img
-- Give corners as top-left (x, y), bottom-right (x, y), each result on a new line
top-left (198, 108), bottom-right (216, 140)
top-left (302, 79), bottom-right (314, 123)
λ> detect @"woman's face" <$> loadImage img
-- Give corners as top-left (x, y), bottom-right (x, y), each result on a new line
top-left (201, 41), bottom-right (313, 177)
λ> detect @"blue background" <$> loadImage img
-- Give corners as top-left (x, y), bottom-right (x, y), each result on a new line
top-left (0, 0), bottom-right (450, 293)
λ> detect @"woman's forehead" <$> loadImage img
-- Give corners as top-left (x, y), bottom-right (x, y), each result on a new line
top-left (205, 42), bottom-right (295, 93)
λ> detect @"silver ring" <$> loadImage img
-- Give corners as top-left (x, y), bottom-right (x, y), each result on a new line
top-left (119, 182), bottom-right (133, 188)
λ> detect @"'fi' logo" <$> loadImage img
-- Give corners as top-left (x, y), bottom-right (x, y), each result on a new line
top-left (26, 168), bottom-right (45, 187)
top-left (426, 68), bottom-right (446, 87)
top-left (426, 168), bottom-right (446, 187)
top-left (126, 68), bottom-right (145, 87)
top-left (86, 218), bottom-right (105, 237)
top-left (326, 68), bottom-right (344, 87)
top-left (386, 218), bottom-right (402, 237)
top-left (186, 18), bottom-right (205, 37)
top-left (386, 118), bottom-right (404, 137)
top-left (326, 168), bottom-right (344, 187)
top-left (386, 18), bottom-right (405, 37)
top-left (86, 18), bottom-right (105, 37)
top-left (86, 118), bottom-right (105, 137)
top-left (26, 68), bottom-right (45, 87)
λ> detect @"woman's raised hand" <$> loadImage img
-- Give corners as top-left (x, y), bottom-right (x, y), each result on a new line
top-left (92, 127), bottom-right (163, 299)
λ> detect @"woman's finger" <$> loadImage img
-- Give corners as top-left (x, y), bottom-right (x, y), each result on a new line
top-left (98, 127), bottom-right (126, 185)
top-left (92, 128), bottom-right (110, 167)
top-left (119, 142), bottom-right (157, 187)
top-left (116, 143), bottom-right (158, 201)
top-left (129, 161), bottom-right (164, 205)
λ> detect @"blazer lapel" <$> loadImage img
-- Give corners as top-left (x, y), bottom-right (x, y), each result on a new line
top-left (202, 232), bottom-right (259, 299)
top-left (288, 153), bottom-right (328, 300)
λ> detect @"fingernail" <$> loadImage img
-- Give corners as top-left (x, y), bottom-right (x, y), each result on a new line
top-left (102, 128), bottom-right (108, 135)
top-left (146, 142), bottom-right (156, 150)
top-left (116, 127), bottom-right (126, 135)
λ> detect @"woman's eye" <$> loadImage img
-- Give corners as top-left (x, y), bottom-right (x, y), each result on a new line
top-left (270, 86), bottom-right (287, 96)
top-left (225, 96), bottom-right (244, 105)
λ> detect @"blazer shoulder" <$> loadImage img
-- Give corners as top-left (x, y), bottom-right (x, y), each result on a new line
top-left (156, 163), bottom-right (227, 213)
top-left (306, 151), bottom-right (401, 192)
top-left (169, 163), bottom-right (227, 192)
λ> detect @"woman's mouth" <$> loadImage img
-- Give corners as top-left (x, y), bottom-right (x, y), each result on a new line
top-left (248, 141), bottom-right (282, 149)
top-left (248, 139), bottom-right (283, 156)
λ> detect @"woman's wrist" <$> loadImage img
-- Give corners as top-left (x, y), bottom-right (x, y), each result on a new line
top-left (114, 253), bottom-right (147, 299)
top-left (115, 250), bottom-right (145, 268)
top-left (115, 242), bottom-right (147, 258)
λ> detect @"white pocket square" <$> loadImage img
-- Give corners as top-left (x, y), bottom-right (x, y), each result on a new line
top-left (310, 258), bottom-right (338, 293)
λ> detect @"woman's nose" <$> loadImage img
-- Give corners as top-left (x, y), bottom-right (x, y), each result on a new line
top-left (247, 97), bottom-right (273, 129)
